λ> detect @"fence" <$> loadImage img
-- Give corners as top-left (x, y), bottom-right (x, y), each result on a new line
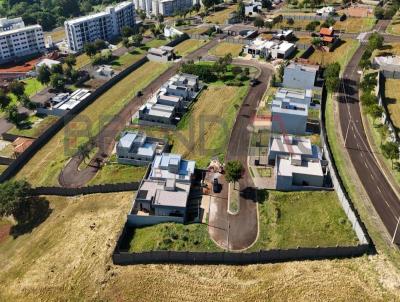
top-left (0, 35), bottom-right (189, 183)
top-left (0, 156), bottom-right (13, 165)
top-left (281, 14), bottom-right (342, 21)
top-left (224, 37), bottom-right (252, 45)
top-left (29, 182), bottom-right (140, 196)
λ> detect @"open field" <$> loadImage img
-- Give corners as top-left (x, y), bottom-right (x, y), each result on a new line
top-left (384, 78), bottom-right (400, 130)
top-left (307, 39), bottom-right (359, 69)
top-left (374, 42), bottom-right (400, 57)
top-left (88, 164), bottom-right (147, 185)
top-left (184, 26), bottom-right (210, 35)
top-left (205, 4), bottom-right (237, 24)
top-left (171, 81), bottom-right (249, 167)
top-left (250, 190), bottom-right (358, 251)
top-left (209, 42), bottom-right (243, 57)
top-left (387, 12), bottom-right (400, 35)
top-left (15, 61), bottom-right (170, 186)
top-left (174, 39), bottom-right (208, 56)
top-left (44, 28), bottom-right (65, 42)
top-left (333, 17), bottom-right (375, 33)
top-left (110, 49), bottom-right (145, 71)
top-left (1, 192), bottom-right (400, 301)
top-left (8, 115), bottom-right (58, 138)
top-left (129, 222), bottom-right (219, 252)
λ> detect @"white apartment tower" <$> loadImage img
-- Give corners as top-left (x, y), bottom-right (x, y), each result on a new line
top-left (0, 18), bottom-right (46, 64)
top-left (137, 0), bottom-right (198, 16)
top-left (64, 1), bottom-right (136, 52)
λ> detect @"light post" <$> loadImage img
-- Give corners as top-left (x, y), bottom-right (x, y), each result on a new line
top-left (392, 215), bottom-right (400, 245)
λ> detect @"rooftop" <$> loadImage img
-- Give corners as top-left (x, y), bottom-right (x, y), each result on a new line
top-left (286, 62), bottom-right (319, 73)
top-left (150, 153), bottom-right (195, 182)
top-left (269, 135), bottom-right (314, 157)
top-left (0, 24), bottom-right (42, 37)
top-left (320, 27), bottom-right (334, 36)
top-left (277, 156), bottom-right (323, 177)
top-left (276, 87), bottom-right (313, 101)
top-left (271, 99), bottom-right (308, 116)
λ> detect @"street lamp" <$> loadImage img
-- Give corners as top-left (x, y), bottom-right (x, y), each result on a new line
top-left (392, 215), bottom-right (400, 245)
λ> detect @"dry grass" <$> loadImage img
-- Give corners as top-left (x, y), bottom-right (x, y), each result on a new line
top-left (209, 42), bottom-right (243, 57)
top-left (75, 53), bottom-right (91, 69)
top-left (384, 78), bottom-right (400, 130)
top-left (171, 83), bottom-right (248, 167)
top-left (174, 39), bottom-right (208, 57)
top-left (1, 193), bottom-right (400, 301)
top-left (15, 62), bottom-right (170, 186)
top-left (374, 43), bottom-right (400, 57)
top-left (333, 17), bottom-right (375, 33)
top-left (205, 4), bottom-right (237, 25)
top-left (184, 26), bottom-right (210, 35)
top-left (388, 12), bottom-right (400, 35)
top-left (44, 28), bottom-right (65, 42)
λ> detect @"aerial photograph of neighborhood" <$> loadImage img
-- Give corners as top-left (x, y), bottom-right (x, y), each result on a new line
top-left (1, 0), bottom-right (400, 300)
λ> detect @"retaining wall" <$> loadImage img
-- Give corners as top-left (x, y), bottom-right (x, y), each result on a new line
top-left (0, 35), bottom-right (188, 183)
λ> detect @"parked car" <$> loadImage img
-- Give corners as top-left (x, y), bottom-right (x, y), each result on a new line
top-left (213, 178), bottom-right (221, 193)
top-left (136, 90), bottom-right (143, 97)
top-left (250, 79), bottom-right (259, 87)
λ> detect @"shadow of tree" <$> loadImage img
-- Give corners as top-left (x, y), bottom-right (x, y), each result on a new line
top-left (10, 196), bottom-right (52, 238)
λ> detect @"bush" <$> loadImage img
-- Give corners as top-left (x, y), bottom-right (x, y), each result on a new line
top-left (226, 80), bottom-right (243, 86)
top-left (306, 21), bottom-right (320, 31)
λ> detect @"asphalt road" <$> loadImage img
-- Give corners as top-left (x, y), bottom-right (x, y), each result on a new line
top-left (208, 60), bottom-right (273, 250)
top-left (338, 42), bottom-right (400, 244)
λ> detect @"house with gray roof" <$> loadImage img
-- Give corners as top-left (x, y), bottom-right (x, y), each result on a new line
top-left (275, 87), bottom-right (313, 107)
top-left (283, 62), bottom-right (319, 90)
top-left (271, 99), bottom-right (308, 135)
top-left (116, 131), bottom-right (167, 165)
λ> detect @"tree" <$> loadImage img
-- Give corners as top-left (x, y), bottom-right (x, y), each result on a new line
top-left (122, 37), bottom-right (131, 49)
top-left (50, 73), bottom-right (66, 91)
top-left (157, 14), bottom-right (164, 23)
top-left (9, 81), bottom-right (25, 99)
top-left (132, 33), bottom-right (143, 46)
top-left (121, 26), bottom-right (134, 38)
top-left (50, 63), bottom-right (63, 75)
top-left (80, 0), bottom-right (92, 14)
top-left (193, 3), bottom-right (201, 13)
top-left (374, 6), bottom-right (384, 19)
top-left (202, 0), bottom-right (215, 11)
top-left (264, 21), bottom-right (273, 30)
top-left (138, 10), bottom-right (146, 21)
top-left (6, 104), bottom-right (20, 126)
top-left (37, 65), bottom-right (51, 86)
top-left (94, 39), bottom-right (107, 51)
top-left (261, 0), bottom-right (272, 9)
top-left (0, 89), bottom-right (11, 110)
top-left (84, 42), bottom-right (97, 57)
top-left (232, 66), bottom-right (243, 77)
top-left (287, 17), bottom-right (294, 26)
top-left (311, 37), bottom-right (322, 47)
top-left (368, 32), bottom-right (384, 51)
top-left (378, 124), bottom-right (389, 146)
top-left (237, 0), bottom-right (246, 21)
top-left (324, 62), bottom-right (341, 93)
top-left (254, 17), bottom-right (264, 28)
top-left (366, 103), bottom-right (383, 124)
top-left (0, 180), bottom-right (32, 224)
top-left (225, 160), bottom-right (243, 190)
top-left (381, 141), bottom-right (399, 169)
top-left (360, 92), bottom-right (376, 107)
top-left (64, 54), bottom-right (76, 68)
top-left (77, 143), bottom-right (91, 164)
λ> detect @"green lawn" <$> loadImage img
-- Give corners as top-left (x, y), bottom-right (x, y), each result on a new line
top-left (174, 39), bottom-right (208, 57)
top-left (15, 61), bottom-right (170, 186)
top-left (387, 11), bottom-right (400, 35)
top-left (88, 164), bottom-right (147, 185)
top-left (110, 49), bottom-right (145, 71)
top-left (129, 223), bottom-right (220, 252)
top-left (209, 42), bottom-right (243, 57)
top-left (249, 190), bottom-right (359, 251)
top-left (8, 115), bottom-right (58, 138)
top-left (8, 78), bottom-right (44, 103)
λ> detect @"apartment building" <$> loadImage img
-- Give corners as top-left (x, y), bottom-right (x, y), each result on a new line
top-left (137, 0), bottom-right (197, 16)
top-left (0, 18), bottom-right (45, 64)
top-left (65, 1), bottom-right (135, 52)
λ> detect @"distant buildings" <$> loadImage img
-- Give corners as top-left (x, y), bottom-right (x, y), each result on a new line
top-left (128, 153), bottom-right (196, 225)
top-left (138, 73), bottom-right (201, 127)
top-left (316, 6), bottom-right (336, 16)
top-left (245, 37), bottom-right (296, 60)
top-left (136, 0), bottom-right (198, 17)
top-left (35, 58), bottom-right (61, 71)
top-left (0, 18), bottom-right (45, 64)
top-left (116, 131), bottom-right (167, 165)
top-left (147, 45), bottom-right (175, 62)
top-left (37, 89), bottom-right (91, 116)
top-left (271, 99), bottom-right (308, 135)
top-left (282, 62), bottom-right (319, 90)
top-left (64, 1), bottom-right (135, 52)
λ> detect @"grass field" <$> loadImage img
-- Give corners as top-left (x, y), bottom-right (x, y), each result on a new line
top-left (1, 193), bottom-right (400, 301)
top-left (174, 39), bottom-right (208, 56)
top-left (129, 223), bottom-right (219, 252)
top-left (44, 28), bottom-right (65, 42)
top-left (171, 81), bottom-right (249, 167)
top-left (8, 78), bottom-right (44, 103)
top-left (8, 115), bottom-right (58, 138)
top-left (333, 17), bottom-right (375, 33)
top-left (15, 62), bottom-right (170, 186)
top-left (205, 4), bottom-right (237, 24)
top-left (184, 26), bottom-right (210, 35)
top-left (110, 49), bottom-right (145, 71)
top-left (307, 39), bottom-right (359, 69)
top-left (250, 190), bottom-right (358, 251)
top-left (384, 78), bottom-right (400, 130)
top-left (374, 42), bottom-right (400, 57)
top-left (209, 42), bottom-right (243, 57)
top-left (387, 12), bottom-right (400, 35)
top-left (88, 164), bottom-right (147, 185)
top-left (74, 53), bottom-right (91, 69)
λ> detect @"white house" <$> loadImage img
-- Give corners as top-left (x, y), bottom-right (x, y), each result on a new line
top-left (245, 38), bottom-right (296, 60)
top-left (271, 99), bottom-right (308, 135)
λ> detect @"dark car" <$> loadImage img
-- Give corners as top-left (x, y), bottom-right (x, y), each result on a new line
top-left (136, 90), bottom-right (143, 97)
top-left (213, 178), bottom-right (221, 193)
top-left (250, 79), bottom-right (260, 87)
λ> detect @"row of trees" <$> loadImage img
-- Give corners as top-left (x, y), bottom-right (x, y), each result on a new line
top-left (324, 63), bottom-right (341, 93)
top-left (359, 33), bottom-right (384, 70)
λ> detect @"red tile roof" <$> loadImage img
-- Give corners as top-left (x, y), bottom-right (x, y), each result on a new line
top-left (320, 27), bottom-right (334, 36)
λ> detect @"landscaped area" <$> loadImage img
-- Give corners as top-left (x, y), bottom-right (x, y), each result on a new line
top-left (128, 222), bottom-right (220, 252)
top-left (209, 42), bottom-right (243, 57)
top-left (15, 61), bottom-right (170, 186)
top-left (174, 39), bottom-right (208, 57)
top-left (7, 115), bottom-right (58, 138)
top-left (249, 190), bottom-right (359, 251)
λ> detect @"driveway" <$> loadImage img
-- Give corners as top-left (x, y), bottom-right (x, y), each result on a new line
top-left (208, 60), bottom-right (273, 250)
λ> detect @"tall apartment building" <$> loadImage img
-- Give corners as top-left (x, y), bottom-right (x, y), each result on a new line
top-left (64, 1), bottom-right (135, 52)
top-left (0, 18), bottom-right (45, 64)
top-left (137, 0), bottom-right (198, 16)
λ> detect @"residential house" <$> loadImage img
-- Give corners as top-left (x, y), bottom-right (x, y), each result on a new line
top-left (35, 58), bottom-right (61, 71)
top-left (147, 45), bottom-right (175, 62)
top-left (275, 87), bottom-right (313, 107)
top-left (282, 62), bottom-right (319, 90)
top-left (316, 6), bottom-right (336, 16)
top-left (245, 37), bottom-right (296, 60)
top-left (116, 131), bottom-right (167, 165)
top-left (271, 99), bottom-right (308, 135)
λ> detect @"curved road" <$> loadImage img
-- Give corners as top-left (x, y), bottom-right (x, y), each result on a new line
top-left (338, 22), bottom-right (400, 244)
top-left (208, 59), bottom-right (273, 250)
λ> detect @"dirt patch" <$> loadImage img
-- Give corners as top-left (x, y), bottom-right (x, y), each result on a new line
top-left (0, 223), bottom-right (11, 244)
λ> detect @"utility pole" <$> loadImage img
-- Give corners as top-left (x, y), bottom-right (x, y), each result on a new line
top-left (392, 216), bottom-right (400, 245)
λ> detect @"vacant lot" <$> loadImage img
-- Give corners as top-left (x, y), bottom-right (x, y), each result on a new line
top-left (44, 28), bottom-right (65, 42)
top-left (174, 39), bottom-right (208, 56)
top-left (384, 79), bottom-right (400, 130)
top-left (205, 4), bottom-right (237, 24)
top-left (209, 42), bottom-right (243, 57)
top-left (387, 12), bottom-right (400, 35)
top-left (171, 82), bottom-right (249, 167)
top-left (250, 190), bottom-right (358, 250)
top-left (129, 222), bottom-right (219, 252)
top-left (0, 193), bottom-right (400, 301)
top-left (8, 115), bottom-right (58, 138)
top-left (15, 61), bottom-right (170, 186)
top-left (334, 17), bottom-right (375, 33)
top-left (88, 164), bottom-right (147, 185)
top-left (307, 39), bottom-right (359, 69)
top-left (374, 42), bottom-right (400, 57)
top-left (110, 49), bottom-right (145, 71)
